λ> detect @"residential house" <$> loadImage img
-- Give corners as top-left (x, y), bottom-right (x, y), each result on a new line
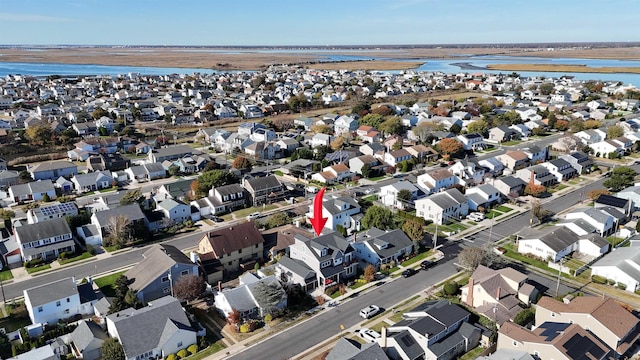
top-left (293, 117), bottom-right (313, 130)
top-left (379, 180), bottom-right (420, 210)
top-left (494, 176), bottom-right (527, 197)
top-left (325, 339), bottom-right (389, 360)
top-left (156, 198), bottom-right (191, 224)
top-left (193, 184), bottom-right (246, 216)
top-left (307, 195), bottom-right (362, 233)
top-left (86, 153), bottom-right (131, 172)
top-left (310, 133), bottom-right (333, 148)
top-left (352, 228), bottom-right (414, 268)
top-left (124, 163), bottom-right (167, 183)
top-left (277, 231), bottom-right (357, 290)
top-left (15, 218), bottom-right (75, 263)
top-left (498, 321), bottom-right (612, 360)
top-left (535, 296), bottom-right (640, 357)
top-left (489, 126), bottom-right (519, 143)
top-left (148, 145), bottom-right (194, 163)
top-left (565, 208), bottom-right (617, 237)
top-left (575, 129), bottom-right (607, 144)
top-left (28, 161), bottom-right (78, 181)
top-left (509, 123), bottom-right (531, 138)
top-left (617, 186), bottom-right (640, 210)
top-left (0, 169), bottom-right (19, 189)
top-left (590, 140), bottom-right (624, 158)
top-left (515, 165), bottom-right (557, 187)
top-left (106, 296), bottom-right (197, 360)
top-left (26, 202), bottom-right (78, 224)
top-left (90, 204), bottom-right (148, 244)
top-left (349, 155), bottom-right (381, 176)
top-left (24, 277), bottom-right (97, 325)
top-left (594, 194), bottom-right (633, 217)
top-left (517, 226), bottom-right (609, 263)
top-left (275, 138), bottom-right (299, 156)
top-left (498, 151), bottom-right (529, 171)
top-left (197, 221), bottom-right (264, 282)
top-left (521, 145), bottom-right (549, 163)
top-left (460, 265), bottom-right (538, 325)
top-left (71, 171), bottom-right (113, 194)
top-left (465, 183), bottom-right (502, 212)
top-left (415, 188), bottom-right (469, 225)
top-left (155, 179), bottom-right (194, 202)
top-left (384, 149), bottom-right (413, 168)
top-left (242, 175), bottom-right (286, 206)
top-left (69, 320), bottom-right (109, 360)
top-left (560, 151), bottom-right (593, 174)
top-left (359, 142), bottom-right (386, 159)
top-left (591, 249), bottom-right (640, 293)
top-left (125, 244), bottom-right (199, 303)
top-left (416, 169), bottom-right (459, 194)
top-left (381, 300), bottom-right (481, 360)
top-left (478, 157), bottom-right (505, 177)
top-left (334, 115), bottom-right (358, 136)
top-left (457, 133), bottom-right (485, 151)
top-left (8, 180), bottom-right (57, 203)
top-left (449, 158), bottom-right (486, 186)
top-left (406, 144), bottom-right (439, 162)
top-left (214, 272), bottom-right (287, 320)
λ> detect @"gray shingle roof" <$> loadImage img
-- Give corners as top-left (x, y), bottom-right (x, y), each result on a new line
top-left (126, 244), bottom-right (194, 292)
top-left (70, 320), bottom-right (108, 353)
top-left (93, 204), bottom-right (146, 227)
top-left (29, 161), bottom-right (77, 173)
top-left (107, 296), bottom-right (194, 359)
top-left (15, 217), bottom-right (71, 244)
top-left (24, 277), bottom-right (78, 308)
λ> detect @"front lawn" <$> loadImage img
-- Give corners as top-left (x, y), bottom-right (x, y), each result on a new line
top-left (400, 250), bottom-right (432, 267)
top-left (59, 251), bottom-right (94, 265)
top-left (94, 270), bottom-right (128, 297)
top-left (0, 268), bottom-right (13, 281)
top-left (26, 264), bottom-right (51, 274)
top-left (495, 205), bottom-right (513, 213)
top-left (459, 346), bottom-right (486, 360)
top-left (233, 204), bottom-right (278, 218)
top-left (606, 236), bottom-right (626, 247)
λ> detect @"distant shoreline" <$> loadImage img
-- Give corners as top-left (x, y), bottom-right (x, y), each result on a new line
top-left (486, 63), bottom-right (640, 74)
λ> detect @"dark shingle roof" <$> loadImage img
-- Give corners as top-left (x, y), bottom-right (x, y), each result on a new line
top-left (200, 221), bottom-right (263, 257)
top-left (15, 217), bottom-right (71, 244)
top-left (595, 194), bottom-right (629, 209)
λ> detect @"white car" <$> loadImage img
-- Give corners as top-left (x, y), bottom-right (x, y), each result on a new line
top-left (467, 212), bottom-right (485, 221)
top-left (246, 212), bottom-right (261, 220)
top-left (359, 305), bottom-right (380, 319)
top-left (358, 328), bottom-right (381, 343)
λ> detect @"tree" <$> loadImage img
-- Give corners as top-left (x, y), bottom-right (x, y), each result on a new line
top-left (105, 215), bottom-right (132, 248)
top-left (372, 105), bottom-right (395, 116)
top-left (168, 164), bottom-right (180, 176)
top-left (604, 166), bottom-right (636, 191)
top-left (524, 183), bottom-right (546, 198)
top-left (360, 163), bottom-right (372, 178)
top-left (467, 119), bottom-right (489, 135)
top-left (539, 83), bottom-right (555, 95)
top-left (396, 189), bottom-right (412, 203)
top-left (607, 125), bottom-right (624, 139)
top-left (358, 113), bottom-right (385, 128)
top-left (173, 274), bottom-right (206, 303)
top-left (251, 280), bottom-right (286, 316)
top-left (119, 188), bottom-right (143, 205)
top-left (514, 308), bottom-right (535, 326)
top-left (92, 107), bottom-right (110, 120)
top-left (583, 120), bottom-right (601, 129)
top-left (402, 219), bottom-right (425, 243)
top-left (378, 116), bottom-right (403, 136)
top-left (436, 138), bottom-right (463, 159)
top-left (531, 127), bottom-right (547, 136)
top-left (531, 200), bottom-right (553, 223)
top-left (227, 308), bottom-right (241, 326)
top-left (311, 124), bottom-right (332, 134)
top-left (330, 136), bottom-right (346, 151)
top-left (587, 189), bottom-right (611, 201)
top-left (0, 209), bottom-right (15, 221)
top-left (193, 170), bottom-right (239, 198)
top-left (0, 331), bottom-right (10, 359)
top-left (364, 264), bottom-right (376, 282)
top-left (443, 282), bottom-right (460, 296)
top-left (24, 124), bottom-right (52, 146)
top-left (265, 212), bottom-right (291, 229)
top-left (101, 338), bottom-right (125, 360)
top-left (362, 206), bottom-right (394, 230)
top-left (232, 156), bottom-right (252, 170)
top-left (457, 247), bottom-right (487, 271)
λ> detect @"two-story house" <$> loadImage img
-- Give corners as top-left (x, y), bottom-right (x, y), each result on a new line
top-left (24, 277), bottom-right (97, 325)
top-left (15, 217), bottom-right (75, 263)
top-left (560, 151), bottom-right (593, 174)
top-left (457, 133), bottom-right (485, 150)
top-left (379, 180), bottom-right (421, 210)
top-left (197, 221), bottom-right (264, 283)
top-left (540, 158), bottom-right (577, 182)
top-left (307, 195), bottom-right (362, 233)
top-left (449, 158), bottom-right (486, 186)
top-left (498, 150), bottom-right (530, 171)
top-left (242, 175), bottom-right (286, 206)
top-left (416, 169), bottom-right (460, 194)
top-left (125, 244), bottom-right (199, 303)
top-left (515, 165), bottom-right (557, 187)
top-left (465, 183), bottom-right (502, 211)
top-left (26, 201), bottom-right (79, 224)
top-left (415, 188), bottom-right (469, 225)
top-left (384, 149), bottom-right (412, 167)
top-left (193, 184), bottom-right (246, 216)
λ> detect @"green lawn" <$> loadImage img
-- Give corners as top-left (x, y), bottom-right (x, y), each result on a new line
top-left (426, 222), bottom-right (467, 236)
top-left (368, 321), bottom-right (386, 333)
top-left (502, 140), bottom-right (521, 146)
top-left (459, 346), bottom-right (486, 360)
top-left (367, 175), bottom-right (386, 181)
top-left (183, 341), bottom-right (227, 360)
top-left (495, 205), bottom-right (513, 213)
top-left (502, 243), bottom-right (558, 274)
top-left (233, 204), bottom-right (278, 218)
top-left (26, 264), bottom-right (51, 274)
top-left (606, 236), bottom-right (626, 247)
top-left (94, 270), bottom-right (128, 297)
top-left (486, 210), bottom-right (502, 219)
top-left (59, 251), bottom-right (94, 265)
top-left (400, 250), bottom-right (432, 267)
top-left (0, 269), bottom-right (13, 281)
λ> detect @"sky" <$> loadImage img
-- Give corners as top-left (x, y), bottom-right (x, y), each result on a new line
top-left (0, 0), bottom-right (638, 46)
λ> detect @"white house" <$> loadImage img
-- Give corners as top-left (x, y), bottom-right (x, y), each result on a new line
top-left (415, 188), bottom-right (469, 225)
top-left (214, 272), bottom-right (287, 320)
top-left (310, 133), bottom-right (333, 148)
top-left (591, 248), bottom-right (640, 292)
top-left (306, 195), bottom-right (361, 233)
top-left (457, 133), bottom-right (485, 151)
top-left (352, 228), bottom-right (414, 268)
top-left (416, 168), bottom-right (459, 194)
top-left (384, 149), bottom-right (412, 167)
top-left (24, 277), bottom-right (97, 325)
top-left (465, 183), bottom-right (502, 211)
top-left (379, 180), bottom-right (421, 210)
top-left (518, 227), bottom-right (609, 263)
top-left (565, 208), bottom-right (616, 237)
top-left (590, 140), bottom-right (624, 158)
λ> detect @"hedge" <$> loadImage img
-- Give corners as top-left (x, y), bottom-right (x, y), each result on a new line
top-left (187, 344), bottom-right (198, 355)
top-left (591, 275), bottom-right (607, 284)
top-left (618, 282), bottom-right (627, 290)
top-left (166, 354), bottom-right (177, 360)
top-left (177, 349), bottom-right (188, 359)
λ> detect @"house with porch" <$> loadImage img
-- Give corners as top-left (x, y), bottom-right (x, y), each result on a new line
top-left (24, 277), bottom-right (97, 325)
top-left (214, 272), bottom-right (287, 321)
top-left (415, 188), bottom-right (469, 225)
top-left (465, 183), bottom-right (502, 211)
top-left (15, 218), bottom-right (75, 263)
top-left (242, 175), bottom-right (286, 206)
top-left (540, 158), bottom-right (577, 182)
top-left (352, 228), bottom-right (414, 269)
top-left (70, 171), bottom-right (114, 194)
top-left (379, 180), bottom-right (421, 210)
top-left (307, 195), bottom-right (362, 234)
top-left (192, 184), bottom-right (246, 216)
top-left (8, 180), bottom-right (57, 203)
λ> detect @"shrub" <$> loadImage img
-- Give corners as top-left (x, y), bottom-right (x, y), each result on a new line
top-left (24, 258), bottom-right (44, 268)
top-left (239, 323), bottom-right (250, 333)
top-left (591, 275), bottom-right (607, 284)
top-left (443, 282), bottom-right (460, 296)
top-left (607, 278), bottom-right (616, 285)
top-left (187, 344), bottom-right (198, 355)
top-left (315, 295), bottom-right (326, 305)
top-left (177, 349), bottom-right (188, 359)
top-left (264, 314), bottom-right (273, 322)
top-left (618, 282), bottom-right (627, 290)
top-left (166, 354), bottom-right (177, 360)
top-left (514, 308), bottom-right (535, 326)
top-left (86, 244), bottom-right (96, 255)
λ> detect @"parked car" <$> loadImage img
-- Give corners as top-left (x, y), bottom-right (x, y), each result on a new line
top-left (211, 216), bottom-right (224, 223)
top-left (466, 212), bottom-right (485, 221)
top-left (358, 328), bottom-right (381, 343)
top-left (364, 187), bottom-right (376, 194)
top-left (359, 305), bottom-right (380, 319)
top-left (246, 212), bottom-right (261, 220)
top-left (420, 260), bottom-right (434, 270)
top-left (402, 268), bottom-right (418, 278)
top-left (306, 185), bottom-right (319, 194)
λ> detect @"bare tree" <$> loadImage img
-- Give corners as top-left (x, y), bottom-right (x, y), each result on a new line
top-left (531, 200), bottom-right (553, 223)
top-left (173, 274), bottom-right (206, 303)
top-left (106, 215), bottom-right (132, 248)
top-left (364, 264), bottom-right (376, 282)
top-left (457, 247), bottom-right (486, 271)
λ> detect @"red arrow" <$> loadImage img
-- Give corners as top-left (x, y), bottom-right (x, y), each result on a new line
top-left (309, 187), bottom-right (327, 236)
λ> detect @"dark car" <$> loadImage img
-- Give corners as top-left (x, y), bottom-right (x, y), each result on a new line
top-left (212, 216), bottom-right (224, 223)
top-left (402, 268), bottom-right (418, 278)
top-left (420, 260), bottom-right (434, 270)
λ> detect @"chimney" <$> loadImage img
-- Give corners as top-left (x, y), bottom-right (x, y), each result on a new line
top-left (218, 281), bottom-right (222, 292)
top-left (496, 287), bottom-right (501, 301)
top-left (381, 326), bottom-right (387, 348)
top-left (466, 278), bottom-right (474, 306)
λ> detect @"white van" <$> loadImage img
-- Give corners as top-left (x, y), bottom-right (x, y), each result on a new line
top-left (359, 305), bottom-right (380, 319)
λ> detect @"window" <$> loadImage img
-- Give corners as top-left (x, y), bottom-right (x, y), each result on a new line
top-left (66, 298), bottom-right (70, 303)
top-left (161, 276), bottom-right (169, 283)
top-left (181, 270), bottom-right (189, 276)
top-left (38, 307), bottom-right (43, 312)
top-left (551, 312), bottom-right (556, 318)
top-left (255, 244), bottom-right (259, 248)
top-left (56, 301), bottom-right (61, 307)
top-left (512, 340), bottom-right (517, 347)
top-left (238, 249), bottom-right (242, 254)
top-left (177, 342), bottom-right (183, 348)
top-left (163, 287), bottom-right (171, 294)
top-left (64, 309), bottom-right (70, 314)
top-left (228, 261), bottom-right (232, 266)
